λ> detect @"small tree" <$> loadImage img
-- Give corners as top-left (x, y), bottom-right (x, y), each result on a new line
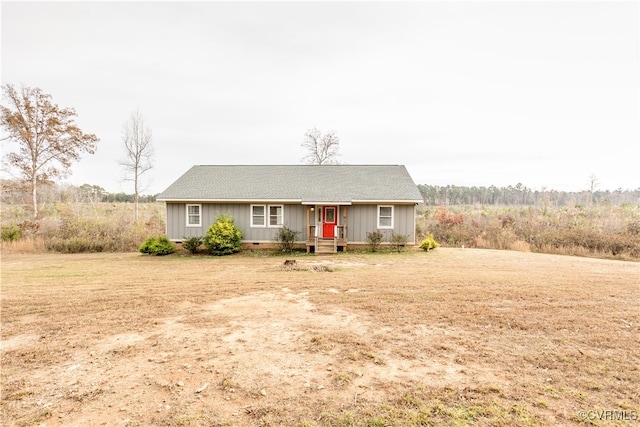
top-left (275, 226), bottom-right (299, 253)
top-left (1, 84), bottom-right (99, 219)
top-left (301, 127), bottom-right (341, 165)
top-left (203, 215), bottom-right (243, 255)
top-left (120, 110), bottom-right (153, 221)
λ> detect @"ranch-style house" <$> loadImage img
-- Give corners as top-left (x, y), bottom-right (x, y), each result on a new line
top-left (157, 165), bottom-right (423, 254)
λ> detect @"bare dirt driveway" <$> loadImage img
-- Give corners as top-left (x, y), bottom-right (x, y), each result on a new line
top-left (1, 249), bottom-right (638, 426)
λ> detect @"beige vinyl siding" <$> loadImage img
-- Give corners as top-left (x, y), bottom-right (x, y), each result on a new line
top-left (346, 204), bottom-right (416, 244)
top-left (166, 203), bottom-right (306, 242)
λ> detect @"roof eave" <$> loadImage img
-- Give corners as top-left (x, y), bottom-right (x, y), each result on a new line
top-left (351, 199), bottom-right (423, 204)
top-left (301, 201), bottom-right (352, 205)
top-left (157, 198), bottom-right (303, 203)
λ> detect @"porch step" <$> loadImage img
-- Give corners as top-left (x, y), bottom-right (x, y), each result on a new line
top-left (316, 239), bottom-right (337, 254)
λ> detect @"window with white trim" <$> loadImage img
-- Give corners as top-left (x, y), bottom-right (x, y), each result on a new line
top-left (377, 205), bottom-right (394, 229)
top-left (251, 204), bottom-right (284, 227)
top-left (251, 205), bottom-right (265, 227)
top-left (269, 205), bottom-right (283, 227)
top-left (186, 204), bottom-right (201, 227)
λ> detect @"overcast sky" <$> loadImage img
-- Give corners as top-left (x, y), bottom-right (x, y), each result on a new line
top-left (2, 1), bottom-right (638, 195)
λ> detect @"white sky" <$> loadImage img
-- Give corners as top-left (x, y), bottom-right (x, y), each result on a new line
top-left (2, 1), bottom-right (639, 194)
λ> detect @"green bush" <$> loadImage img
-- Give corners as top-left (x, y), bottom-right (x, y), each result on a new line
top-left (275, 226), bottom-right (299, 253)
top-left (1, 224), bottom-right (22, 242)
top-left (420, 235), bottom-right (440, 251)
top-left (366, 231), bottom-right (384, 252)
top-left (182, 236), bottom-right (202, 254)
top-left (139, 235), bottom-right (176, 255)
top-left (203, 215), bottom-right (243, 256)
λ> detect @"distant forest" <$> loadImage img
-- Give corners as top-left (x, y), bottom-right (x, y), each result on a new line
top-left (2, 180), bottom-right (639, 207)
top-left (417, 184), bottom-right (640, 206)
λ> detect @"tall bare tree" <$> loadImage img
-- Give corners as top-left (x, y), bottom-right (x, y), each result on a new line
top-left (1, 84), bottom-right (99, 219)
top-left (301, 127), bottom-right (341, 165)
top-left (120, 110), bottom-right (153, 221)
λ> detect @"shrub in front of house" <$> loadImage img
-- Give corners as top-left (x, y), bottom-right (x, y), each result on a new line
top-left (420, 235), bottom-right (440, 251)
top-left (139, 235), bottom-right (176, 255)
top-left (366, 231), bottom-right (384, 252)
top-left (275, 226), bottom-right (299, 253)
top-left (182, 236), bottom-right (203, 254)
top-left (390, 232), bottom-right (409, 252)
top-left (203, 215), bottom-right (243, 256)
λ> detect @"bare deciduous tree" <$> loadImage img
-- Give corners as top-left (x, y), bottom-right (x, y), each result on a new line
top-left (301, 127), bottom-right (341, 165)
top-left (1, 84), bottom-right (99, 219)
top-left (120, 110), bottom-right (153, 221)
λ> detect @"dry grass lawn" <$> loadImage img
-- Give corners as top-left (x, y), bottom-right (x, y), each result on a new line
top-left (1, 248), bottom-right (638, 426)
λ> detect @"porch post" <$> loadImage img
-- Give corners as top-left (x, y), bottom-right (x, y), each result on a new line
top-left (343, 205), bottom-right (348, 244)
top-left (306, 206), bottom-right (311, 253)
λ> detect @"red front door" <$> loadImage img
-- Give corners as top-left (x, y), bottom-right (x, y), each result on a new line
top-left (322, 206), bottom-right (337, 238)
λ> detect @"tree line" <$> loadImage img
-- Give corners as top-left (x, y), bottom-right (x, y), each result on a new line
top-left (0, 180), bottom-right (158, 206)
top-left (418, 184), bottom-right (640, 207)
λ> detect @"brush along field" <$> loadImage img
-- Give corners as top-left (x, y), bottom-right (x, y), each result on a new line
top-left (1, 249), bottom-right (638, 426)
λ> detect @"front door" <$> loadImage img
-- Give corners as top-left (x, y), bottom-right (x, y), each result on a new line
top-left (322, 206), bottom-right (337, 238)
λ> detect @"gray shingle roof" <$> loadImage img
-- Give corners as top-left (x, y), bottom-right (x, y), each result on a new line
top-left (157, 165), bottom-right (423, 204)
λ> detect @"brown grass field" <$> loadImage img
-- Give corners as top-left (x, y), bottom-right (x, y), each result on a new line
top-left (1, 248), bottom-right (638, 426)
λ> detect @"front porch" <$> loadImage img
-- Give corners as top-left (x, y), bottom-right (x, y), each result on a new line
top-left (305, 205), bottom-right (347, 254)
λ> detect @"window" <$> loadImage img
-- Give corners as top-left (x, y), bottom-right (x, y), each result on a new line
top-left (251, 205), bottom-right (265, 227)
top-left (324, 207), bottom-right (335, 223)
top-left (377, 205), bottom-right (394, 229)
top-left (251, 204), bottom-right (283, 227)
top-left (186, 204), bottom-right (201, 227)
top-left (269, 205), bottom-right (283, 227)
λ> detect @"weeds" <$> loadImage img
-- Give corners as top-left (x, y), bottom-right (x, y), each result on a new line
top-left (419, 204), bottom-right (640, 260)
top-left (1, 201), bottom-right (165, 253)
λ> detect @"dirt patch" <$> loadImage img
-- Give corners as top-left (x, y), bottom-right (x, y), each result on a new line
top-left (3, 289), bottom-right (482, 425)
top-left (1, 249), bottom-right (638, 426)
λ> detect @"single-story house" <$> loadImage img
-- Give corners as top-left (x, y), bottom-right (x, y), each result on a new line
top-left (157, 165), bottom-right (423, 254)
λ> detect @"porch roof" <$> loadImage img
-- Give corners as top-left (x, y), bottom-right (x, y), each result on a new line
top-left (157, 165), bottom-right (423, 203)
